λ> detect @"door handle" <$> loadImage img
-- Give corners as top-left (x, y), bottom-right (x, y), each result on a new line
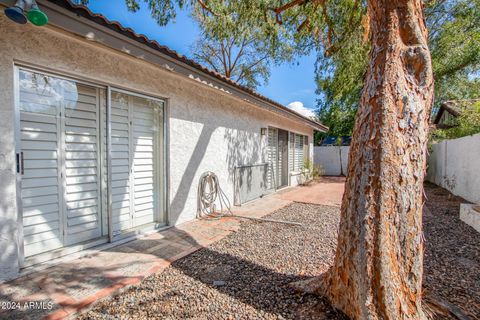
top-left (16, 153), bottom-right (20, 173)
top-left (20, 152), bottom-right (24, 175)
top-left (16, 152), bottom-right (24, 174)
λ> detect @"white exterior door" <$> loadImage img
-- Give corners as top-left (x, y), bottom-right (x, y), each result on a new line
top-left (17, 70), bottom-right (166, 261)
top-left (267, 127), bottom-right (278, 190)
top-left (18, 70), bottom-right (104, 258)
top-left (110, 91), bottom-right (164, 234)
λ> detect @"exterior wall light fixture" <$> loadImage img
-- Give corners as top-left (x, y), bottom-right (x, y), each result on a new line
top-left (4, 0), bottom-right (48, 26)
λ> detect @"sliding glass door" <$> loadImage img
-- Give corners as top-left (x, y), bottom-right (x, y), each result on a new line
top-left (18, 70), bottom-right (105, 258)
top-left (17, 68), bottom-right (166, 263)
top-left (110, 90), bottom-right (165, 235)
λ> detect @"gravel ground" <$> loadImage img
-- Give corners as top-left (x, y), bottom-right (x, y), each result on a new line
top-left (80, 183), bottom-right (480, 320)
top-left (423, 182), bottom-right (480, 319)
top-left (80, 203), bottom-right (347, 320)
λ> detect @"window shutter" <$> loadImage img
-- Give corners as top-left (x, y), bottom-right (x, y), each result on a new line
top-left (288, 132), bottom-right (294, 173)
top-left (267, 128), bottom-right (278, 189)
top-left (294, 134), bottom-right (304, 171)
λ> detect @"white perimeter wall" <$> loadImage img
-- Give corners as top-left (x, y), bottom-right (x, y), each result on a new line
top-left (427, 133), bottom-right (480, 204)
top-left (314, 146), bottom-right (349, 176)
top-left (0, 15), bottom-right (314, 280)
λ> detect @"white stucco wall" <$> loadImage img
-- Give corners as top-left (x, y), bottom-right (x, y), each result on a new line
top-left (0, 15), bottom-right (315, 280)
top-left (314, 146), bottom-right (350, 176)
top-left (427, 133), bottom-right (480, 204)
top-left (0, 26), bottom-right (20, 282)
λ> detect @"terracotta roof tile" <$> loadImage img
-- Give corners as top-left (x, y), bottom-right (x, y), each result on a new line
top-left (45, 0), bottom-right (328, 131)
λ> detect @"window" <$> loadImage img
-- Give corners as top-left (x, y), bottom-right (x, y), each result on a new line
top-left (304, 136), bottom-right (309, 166)
top-left (292, 133), bottom-right (309, 172)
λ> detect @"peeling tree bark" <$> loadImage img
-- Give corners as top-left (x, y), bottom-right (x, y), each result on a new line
top-left (303, 0), bottom-right (434, 319)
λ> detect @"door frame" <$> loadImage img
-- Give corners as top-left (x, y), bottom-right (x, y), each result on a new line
top-left (268, 126), bottom-right (290, 190)
top-left (109, 87), bottom-right (168, 236)
top-left (277, 129), bottom-right (289, 188)
top-left (13, 64), bottom-right (170, 268)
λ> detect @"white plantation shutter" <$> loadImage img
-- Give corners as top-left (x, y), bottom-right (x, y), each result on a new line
top-left (110, 92), bottom-right (132, 233)
top-left (267, 127), bottom-right (278, 189)
top-left (131, 96), bottom-right (159, 227)
top-left (63, 85), bottom-right (103, 245)
top-left (294, 134), bottom-right (304, 171)
top-left (19, 74), bottom-right (63, 257)
top-left (110, 92), bottom-right (163, 233)
top-left (18, 70), bottom-right (104, 257)
top-left (288, 132), bottom-right (294, 173)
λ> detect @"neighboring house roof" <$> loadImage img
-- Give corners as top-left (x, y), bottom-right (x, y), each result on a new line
top-left (39, 0), bottom-right (328, 132)
top-left (433, 99), bottom-right (480, 124)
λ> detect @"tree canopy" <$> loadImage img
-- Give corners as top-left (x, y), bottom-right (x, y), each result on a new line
top-left (190, 32), bottom-right (273, 89)
top-left (80, 1), bottom-right (478, 140)
top-left (80, 0), bottom-right (363, 85)
top-left (189, 7), bottom-right (294, 89)
top-left (315, 0), bottom-right (480, 142)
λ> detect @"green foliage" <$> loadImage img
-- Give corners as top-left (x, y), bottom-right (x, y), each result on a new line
top-left (302, 158), bottom-right (324, 183)
top-left (314, 2), bottom-right (369, 142)
top-left (190, 9), bottom-right (292, 89)
top-left (427, 0), bottom-right (480, 83)
top-left (80, 0), bottom-right (362, 66)
top-left (81, 0), bottom-right (362, 89)
top-left (80, 0), bottom-right (478, 141)
top-left (315, 0), bottom-right (480, 139)
top-left (431, 101), bottom-right (480, 141)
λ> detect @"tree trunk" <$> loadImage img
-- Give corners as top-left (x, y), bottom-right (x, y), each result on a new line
top-left (302, 0), bottom-right (434, 319)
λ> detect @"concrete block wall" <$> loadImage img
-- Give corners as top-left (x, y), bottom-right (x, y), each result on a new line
top-left (314, 146), bottom-right (350, 176)
top-left (427, 133), bottom-right (480, 204)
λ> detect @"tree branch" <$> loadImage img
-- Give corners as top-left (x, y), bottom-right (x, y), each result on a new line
top-left (273, 0), bottom-right (309, 14)
top-left (297, 18), bottom-right (310, 32)
top-left (236, 55), bottom-right (269, 83)
top-left (230, 36), bottom-right (248, 71)
top-left (205, 43), bottom-right (224, 66)
top-left (195, 53), bottom-right (221, 73)
top-left (196, 0), bottom-right (217, 16)
top-left (220, 41), bottom-right (229, 77)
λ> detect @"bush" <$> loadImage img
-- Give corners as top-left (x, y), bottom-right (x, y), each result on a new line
top-left (302, 158), bottom-right (325, 183)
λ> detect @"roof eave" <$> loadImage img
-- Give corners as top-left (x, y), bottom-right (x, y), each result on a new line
top-left (36, 0), bottom-right (328, 132)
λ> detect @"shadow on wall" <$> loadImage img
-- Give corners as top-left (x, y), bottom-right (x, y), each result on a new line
top-left (169, 125), bottom-right (216, 225)
top-left (224, 128), bottom-right (264, 194)
top-left (169, 126), bottom-right (265, 225)
top-left (0, 218), bottom-right (19, 282)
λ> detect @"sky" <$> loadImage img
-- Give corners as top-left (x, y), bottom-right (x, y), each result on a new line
top-left (84, 0), bottom-right (318, 117)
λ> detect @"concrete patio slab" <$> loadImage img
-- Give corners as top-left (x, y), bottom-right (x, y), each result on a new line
top-left (278, 176), bottom-right (345, 207)
top-left (0, 179), bottom-right (342, 319)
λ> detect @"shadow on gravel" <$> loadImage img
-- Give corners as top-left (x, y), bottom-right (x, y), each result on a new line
top-left (167, 231), bottom-right (346, 319)
top-left (423, 182), bottom-right (480, 318)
